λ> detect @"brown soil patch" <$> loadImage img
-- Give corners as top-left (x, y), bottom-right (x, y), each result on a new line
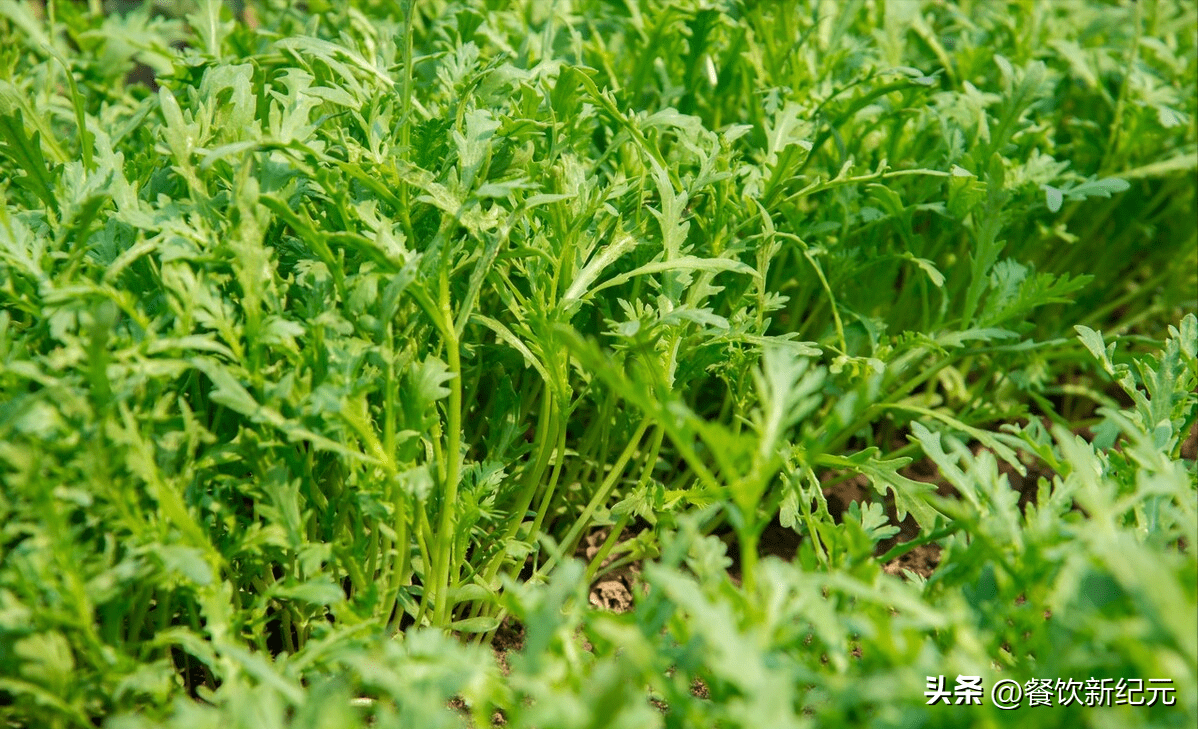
top-left (759, 520), bottom-right (803, 560)
top-left (1182, 420), bottom-right (1197, 462)
top-left (882, 543), bottom-right (942, 580)
top-left (580, 529), bottom-right (640, 613)
top-left (491, 618), bottom-right (525, 676)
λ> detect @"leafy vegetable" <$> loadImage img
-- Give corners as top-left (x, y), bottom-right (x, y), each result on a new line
top-left (0, 1), bottom-right (1194, 728)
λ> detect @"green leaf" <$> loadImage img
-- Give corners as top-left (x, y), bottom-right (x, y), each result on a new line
top-left (14, 631), bottom-right (74, 693)
top-left (449, 616), bottom-right (501, 634)
top-left (275, 580), bottom-right (345, 606)
top-left (0, 111), bottom-right (60, 213)
top-left (157, 545), bottom-right (215, 586)
top-left (890, 404), bottom-right (1026, 476)
top-left (821, 449), bottom-right (945, 529)
top-left (752, 345), bottom-right (825, 458)
top-left (1042, 184), bottom-right (1064, 212)
top-left (585, 255), bottom-right (759, 300)
top-left (1064, 176), bottom-right (1130, 202)
top-left (902, 253), bottom-right (945, 287)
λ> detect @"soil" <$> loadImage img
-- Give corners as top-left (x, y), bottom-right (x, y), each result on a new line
top-left (1182, 420), bottom-right (1198, 462)
top-left (491, 619), bottom-right (525, 676)
top-left (580, 530), bottom-right (639, 613)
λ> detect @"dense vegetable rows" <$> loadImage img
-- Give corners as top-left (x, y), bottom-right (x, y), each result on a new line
top-left (0, 1), bottom-right (1195, 727)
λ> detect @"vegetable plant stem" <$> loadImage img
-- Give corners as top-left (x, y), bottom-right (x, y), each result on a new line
top-left (538, 417), bottom-right (651, 577)
top-left (430, 268), bottom-right (464, 628)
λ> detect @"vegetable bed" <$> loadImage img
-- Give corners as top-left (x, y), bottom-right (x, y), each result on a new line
top-left (0, 1), bottom-right (1195, 727)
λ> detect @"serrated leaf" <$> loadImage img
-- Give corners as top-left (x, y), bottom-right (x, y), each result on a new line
top-left (1075, 324), bottom-right (1116, 375)
top-left (561, 231), bottom-right (638, 311)
top-left (753, 346), bottom-right (825, 459)
top-left (823, 449), bottom-right (945, 529)
top-left (891, 404), bottom-right (1026, 476)
top-left (586, 255), bottom-right (758, 300)
top-left (0, 111), bottom-right (60, 213)
top-left (1176, 314), bottom-right (1197, 362)
top-left (193, 358), bottom-right (261, 418)
top-left (909, 422), bottom-right (979, 507)
top-left (846, 500), bottom-right (901, 543)
top-left (411, 355), bottom-right (455, 404)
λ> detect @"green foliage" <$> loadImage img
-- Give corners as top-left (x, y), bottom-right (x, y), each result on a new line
top-left (0, 1), bottom-right (1194, 727)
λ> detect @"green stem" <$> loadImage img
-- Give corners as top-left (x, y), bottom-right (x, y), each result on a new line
top-left (1099, 0), bottom-right (1142, 175)
top-left (281, 606), bottom-right (296, 654)
top-left (1081, 267), bottom-right (1176, 329)
top-left (528, 402), bottom-right (569, 543)
top-left (430, 270), bottom-right (463, 628)
top-left (384, 488), bottom-right (411, 633)
top-left (478, 391), bottom-right (562, 585)
top-left (125, 584), bottom-right (152, 648)
top-left (397, 0), bottom-right (416, 242)
top-left (591, 551), bottom-right (642, 582)
top-left (739, 529), bottom-right (759, 595)
top-left (411, 498), bottom-right (435, 626)
top-left (584, 512), bottom-right (633, 583)
top-left (539, 418), bottom-right (651, 577)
